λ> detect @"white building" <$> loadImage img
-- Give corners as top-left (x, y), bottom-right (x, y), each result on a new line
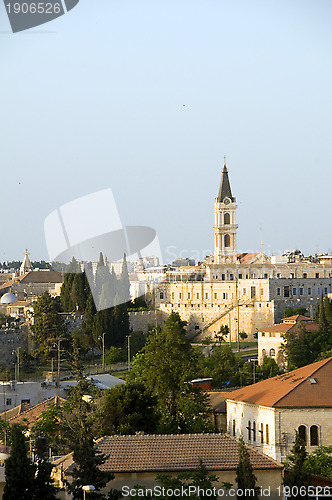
top-left (226, 357), bottom-right (332, 462)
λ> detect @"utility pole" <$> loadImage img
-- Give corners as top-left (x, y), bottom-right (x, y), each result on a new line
top-left (100, 332), bottom-right (106, 372)
top-left (126, 335), bottom-right (131, 371)
top-left (57, 339), bottom-right (64, 388)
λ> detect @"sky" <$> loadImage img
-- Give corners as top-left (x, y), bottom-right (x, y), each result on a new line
top-left (1, 0), bottom-right (332, 264)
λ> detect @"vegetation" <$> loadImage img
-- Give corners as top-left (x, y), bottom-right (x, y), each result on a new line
top-left (3, 425), bottom-right (35, 500)
top-left (282, 296), bottom-right (332, 369)
top-left (129, 313), bottom-right (214, 433)
top-left (282, 307), bottom-right (307, 318)
top-left (303, 446), bottom-right (332, 478)
top-left (235, 436), bottom-right (259, 499)
top-left (284, 431), bottom-right (311, 499)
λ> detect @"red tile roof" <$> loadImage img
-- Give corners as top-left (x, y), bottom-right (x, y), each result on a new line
top-left (3, 396), bottom-right (65, 426)
top-left (282, 315), bottom-right (314, 323)
top-left (53, 434), bottom-right (282, 474)
top-left (227, 357), bottom-right (332, 408)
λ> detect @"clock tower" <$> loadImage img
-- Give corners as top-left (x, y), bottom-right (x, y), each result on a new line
top-left (214, 160), bottom-right (238, 264)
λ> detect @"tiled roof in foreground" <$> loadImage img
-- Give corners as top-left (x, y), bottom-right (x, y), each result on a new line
top-left (54, 433), bottom-right (281, 474)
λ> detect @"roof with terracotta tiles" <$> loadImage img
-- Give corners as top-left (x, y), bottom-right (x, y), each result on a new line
top-left (53, 433), bottom-right (282, 474)
top-left (3, 395), bottom-right (65, 426)
top-left (282, 315), bottom-right (314, 323)
top-left (227, 357), bottom-right (332, 408)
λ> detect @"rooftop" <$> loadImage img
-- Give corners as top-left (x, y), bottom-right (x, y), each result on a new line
top-left (227, 357), bottom-right (332, 408)
top-left (53, 433), bottom-right (282, 474)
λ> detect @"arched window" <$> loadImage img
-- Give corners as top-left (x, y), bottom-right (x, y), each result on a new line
top-left (260, 423), bottom-right (264, 444)
top-left (310, 425), bottom-right (319, 446)
top-left (262, 349), bottom-right (266, 357)
top-left (224, 234), bottom-right (230, 248)
top-left (298, 425), bottom-right (307, 445)
top-left (269, 348), bottom-right (276, 357)
top-left (247, 421), bottom-right (251, 441)
top-left (232, 419), bottom-right (236, 437)
top-left (252, 421), bottom-right (256, 442)
top-left (266, 424), bottom-right (269, 444)
top-left (224, 213), bottom-right (231, 225)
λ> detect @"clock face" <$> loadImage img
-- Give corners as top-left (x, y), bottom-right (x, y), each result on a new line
top-left (223, 197), bottom-right (230, 205)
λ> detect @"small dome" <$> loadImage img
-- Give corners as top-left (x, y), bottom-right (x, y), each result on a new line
top-left (1, 293), bottom-right (18, 304)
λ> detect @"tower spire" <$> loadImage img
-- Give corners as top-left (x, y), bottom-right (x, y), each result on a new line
top-left (217, 158), bottom-right (233, 202)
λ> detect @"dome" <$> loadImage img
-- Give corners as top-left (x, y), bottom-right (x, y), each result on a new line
top-left (0, 293), bottom-right (18, 304)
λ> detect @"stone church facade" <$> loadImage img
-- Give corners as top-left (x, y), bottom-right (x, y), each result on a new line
top-left (153, 161), bottom-right (332, 340)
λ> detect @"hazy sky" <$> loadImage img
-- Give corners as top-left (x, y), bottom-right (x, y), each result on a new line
top-left (1, 0), bottom-right (332, 264)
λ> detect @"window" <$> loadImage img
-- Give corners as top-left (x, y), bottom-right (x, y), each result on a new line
top-left (270, 348), bottom-right (276, 357)
top-left (284, 286), bottom-right (290, 298)
top-left (260, 289), bottom-right (264, 296)
top-left (214, 293), bottom-right (218, 299)
top-left (196, 293), bottom-right (200, 299)
top-left (159, 292), bottom-right (164, 299)
top-left (303, 273), bottom-right (307, 279)
top-left (222, 274), bottom-right (225, 280)
top-left (251, 287), bottom-right (256, 299)
top-left (290, 273), bottom-right (295, 278)
top-left (232, 419), bottom-right (236, 436)
top-left (298, 425), bottom-right (307, 445)
top-left (307, 288), bottom-right (312, 295)
top-left (247, 421), bottom-right (251, 441)
top-left (179, 292), bottom-right (182, 299)
top-left (171, 292), bottom-right (174, 299)
top-left (310, 425), bottom-right (319, 446)
top-left (261, 332), bottom-right (265, 337)
top-left (325, 288), bottom-right (328, 295)
top-left (224, 212), bottom-right (231, 224)
top-left (317, 287), bottom-right (321, 295)
top-left (310, 425), bottom-right (318, 446)
top-left (187, 292), bottom-right (191, 299)
top-left (205, 293), bottom-right (209, 299)
top-left (266, 424), bottom-right (269, 444)
top-left (292, 288), bottom-right (297, 295)
top-left (299, 288), bottom-right (304, 296)
top-left (230, 273), bottom-right (234, 280)
top-left (252, 421), bottom-right (256, 442)
top-left (260, 423), bottom-right (264, 444)
top-left (223, 293), bottom-right (228, 299)
top-left (239, 274), bottom-right (242, 279)
top-left (243, 288), bottom-right (247, 296)
top-left (6, 398), bottom-right (11, 406)
top-left (277, 288), bottom-right (281, 296)
top-left (21, 399), bottom-right (30, 404)
top-left (224, 234), bottom-right (230, 248)
top-left (316, 273), bottom-right (319, 278)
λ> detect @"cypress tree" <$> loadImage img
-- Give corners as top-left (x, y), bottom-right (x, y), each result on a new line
top-left (30, 434), bottom-right (57, 500)
top-left (235, 435), bottom-right (259, 499)
top-left (283, 431), bottom-right (311, 499)
top-left (118, 253), bottom-right (131, 305)
top-left (3, 425), bottom-right (35, 500)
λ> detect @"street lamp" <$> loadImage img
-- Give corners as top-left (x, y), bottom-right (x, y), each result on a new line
top-left (82, 485), bottom-right (95, 500)
top-left (99, 332), bottom-right (106, 373)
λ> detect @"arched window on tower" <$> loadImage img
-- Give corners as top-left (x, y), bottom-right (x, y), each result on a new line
top-left (298, 425), bottom-right (307, 445)
top-left (224, 212), bottom-right (231, 225)
top-left (224, 234), bottom-right (230, 248)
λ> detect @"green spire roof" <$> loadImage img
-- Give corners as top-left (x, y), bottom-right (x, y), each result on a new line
top-left (217, 162), bottom-right (234, 202)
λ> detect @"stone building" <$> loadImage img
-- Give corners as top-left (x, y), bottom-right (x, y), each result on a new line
top-left (226, 357), bottom-right (332, 462)
top-left (257, 314), bottom-right (319, 367)
top-left (152, 161), bottom-right (332, 340)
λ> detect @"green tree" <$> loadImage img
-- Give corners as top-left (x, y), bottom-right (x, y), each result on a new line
top-left (199, 345), bottom-right (241, 388)
top-left (60, 381), bottom-right (113, 499)
top-left (235, 435), bottom-right (259, 499)
top-left (31, 434), bottom-right (58, 500)
top-left (95, 383), bottom-right (158, 436)
top-left (282, 307), bottom-right (307, 318)
top-left (3, 425), bottom-right (35, 500)
top-left (304, 445), bottom-right (332, 478)
top-left (130, 313), bottom-right (211, 432)
top-left (284, 431), bottom-right (311, 499)
top-left (30, 292), bottom-right (66, 360)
